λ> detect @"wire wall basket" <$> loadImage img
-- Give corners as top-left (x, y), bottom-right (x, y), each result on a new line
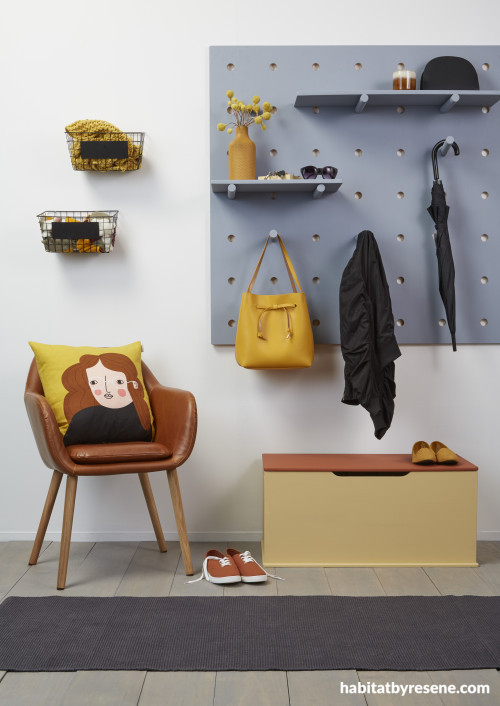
top-left (37, 211), bottom-right (118, 253)
top-left (65, 131), bottom-right (144, 171)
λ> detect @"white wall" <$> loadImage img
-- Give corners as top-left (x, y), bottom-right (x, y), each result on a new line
top-left (1, 0), bottom-right (498, 542)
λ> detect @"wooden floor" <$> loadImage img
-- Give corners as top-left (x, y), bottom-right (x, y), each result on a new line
top-left (1, 540), bottom-right (500, 705)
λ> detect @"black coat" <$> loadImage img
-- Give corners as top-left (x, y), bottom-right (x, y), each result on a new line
top-left (339, 230), bottom-right (401, 439)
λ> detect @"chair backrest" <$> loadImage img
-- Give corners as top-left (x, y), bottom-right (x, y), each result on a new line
top-left (26, 358), bottom-right (44, 395)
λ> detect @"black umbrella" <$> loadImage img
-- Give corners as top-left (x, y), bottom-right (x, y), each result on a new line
top-left (427, 139), bottom-right (460, 351)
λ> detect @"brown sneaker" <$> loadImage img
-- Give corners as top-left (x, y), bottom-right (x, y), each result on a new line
top-left (226, 548), bottom-right (283, 583)
top-left (187, 549), bottom-right (241, 584)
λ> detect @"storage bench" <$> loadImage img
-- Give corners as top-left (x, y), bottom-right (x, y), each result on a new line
top-left (262, 453), bottom-right (478, 567)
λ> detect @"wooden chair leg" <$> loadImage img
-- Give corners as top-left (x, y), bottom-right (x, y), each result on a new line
top-left (139, 473), bottom-right (167, 552)
top-left (166, 468), bottom-right (193, 575)
top-left (57, 475), bottom-right (78, 590)
top-left (29, 470), bottom-right (63, 566)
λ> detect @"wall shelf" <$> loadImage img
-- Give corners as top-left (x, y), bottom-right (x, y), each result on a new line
top-left (211, 179), bottom-right (342, 199)
top-left (294, 90), bottom-right (500, 113)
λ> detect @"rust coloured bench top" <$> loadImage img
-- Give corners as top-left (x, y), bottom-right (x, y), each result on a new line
top-left (262, 453), bottom-right (478, 473)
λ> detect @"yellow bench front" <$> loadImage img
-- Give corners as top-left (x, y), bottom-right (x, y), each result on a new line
top-left (262, 454), bottom-right (478, 567)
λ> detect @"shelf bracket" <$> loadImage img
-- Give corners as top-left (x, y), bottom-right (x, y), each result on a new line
top-left (355, 94), bottom-right (369, 114)
top-left (313, 184), bottom-right (326, 199)
top-left (439, 93), bottom-right (460, 113)
top-left (227, 184), bottom-right (237, 200)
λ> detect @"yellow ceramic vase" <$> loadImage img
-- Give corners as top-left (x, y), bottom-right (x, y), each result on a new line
top-left (228, 126), bottom-right (256, 180)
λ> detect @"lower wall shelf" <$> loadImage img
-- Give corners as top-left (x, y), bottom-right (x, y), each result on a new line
top-left (211, 179), bottom-right (342, 199)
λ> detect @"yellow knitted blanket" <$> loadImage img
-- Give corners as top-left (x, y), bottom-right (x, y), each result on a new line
top-left (65, 119), bottom-right (142, 172)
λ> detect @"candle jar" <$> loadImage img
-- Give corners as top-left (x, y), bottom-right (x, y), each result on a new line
top-left (393, 70), bottom-right (417, 90)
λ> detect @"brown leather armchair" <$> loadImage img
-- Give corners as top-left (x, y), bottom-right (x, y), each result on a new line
top-left (24, 358), bottom-right (197, 589)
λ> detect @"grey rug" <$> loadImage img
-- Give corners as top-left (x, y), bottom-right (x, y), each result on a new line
top-left (1, 595), bottom-right (499, 672)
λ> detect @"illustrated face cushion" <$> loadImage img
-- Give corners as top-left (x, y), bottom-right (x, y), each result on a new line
top-left (29, 341), bottom-right (154, 446)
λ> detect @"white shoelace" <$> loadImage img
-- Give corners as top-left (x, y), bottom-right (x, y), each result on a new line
top-left (187, 555), bottom-right (232, 583)
top-left (238, 551), bottom-right (284, 580)
top-left (186, 552), bottom-right (284, 583)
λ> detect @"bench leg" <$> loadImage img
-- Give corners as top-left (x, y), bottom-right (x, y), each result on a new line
top-left (29, 470), bottom-right (63, 566)
top-left (166, 468), bottom-right (193, 575)
top-left (57, 475), bottom-right (78, 590)
top-left (139, 473), bottom-right (167, 552)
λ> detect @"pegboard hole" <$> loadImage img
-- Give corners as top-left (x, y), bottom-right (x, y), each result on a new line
top-left (312, 234), bottom-right (320, 242)
top-left (312, 62), bottom-right (320, 71)
top-left (438, 319), bottom-right (446, 327)
top-left (312, 319), bottom-right (321, 327)
top-left (354, 62), bottom-right (363, 71)
top-left (397, 148), bottom-right (405, 157)
top-left (270, 149), bottom-right (278, 157)
top-left (481, 276), bottom-right (489, 284)
top-left (354, 191), bottom-right (363, 200)
top-left (480, 318), bottom-right (488, 327)
top-left (270, 276), bottom-right (278, 285)
top-left (482, 106), bottom-right (490, 114)
top-left (397, 191), bottom-right (405, 199)
top-left (227, 234), bottom-right (235, 242)
top-left (354, 148), bottom-right (363, 157)
top-left (396, 276), bottom-right (405, 284)
top-left (226, 63), bottom-right (235, 71)
top-left (482, 148), bottom-right (490, 157)
top-left (397, 62), bottom-right (405, 70)
top-left (396, 233), bottom-right (405, 242)
top-left (269, 62), bottom-right (277, 71)
top-left (481, 191), bottom-right (489, 199)
top-left (228, 277), bottom-right (235, 285)
top-left (397, 106), bottom-right (406, 114)
top-left (312, 106), bottom-right (320, 114)
top-left (271, 105), bottom-right (278, 114)
top-left (396, 319), bottom-right (405, 327)
top-left (228, 319), bottom-right (236, 327)
top-left (270, 192), bottom-right (277, 200)
top-left (312, 148), bottom-right (320, 157)
top-left (312, 276), bottom-right (320, 284)
top-left (481, 233), bottom-right (489, 242)
top-left (482, 62), bottom-right (490, 71)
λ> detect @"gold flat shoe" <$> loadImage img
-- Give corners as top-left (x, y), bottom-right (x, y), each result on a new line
top-left (430, 441), bottom-right (458, 465)
top-left (411, 441), bottom-right (436, 465)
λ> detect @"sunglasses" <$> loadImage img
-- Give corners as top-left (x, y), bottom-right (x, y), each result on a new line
top-left (301, 166), bottom-right (338, 180)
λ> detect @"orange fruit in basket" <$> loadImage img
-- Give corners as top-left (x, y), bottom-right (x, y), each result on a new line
top-left (75, 239), bottom-right (102, 253)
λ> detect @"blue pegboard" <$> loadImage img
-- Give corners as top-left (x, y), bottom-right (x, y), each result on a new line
top-left (210, 46), bottom-right (500, 345)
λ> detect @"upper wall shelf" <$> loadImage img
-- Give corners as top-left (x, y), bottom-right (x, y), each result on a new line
top-left (211, 179), bottom-right (342, 199)
top-left (294, 90), bottom-right (500, 114)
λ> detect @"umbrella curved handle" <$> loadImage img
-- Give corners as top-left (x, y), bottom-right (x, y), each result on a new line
top-left (432, 139), bottom-right (460, 182)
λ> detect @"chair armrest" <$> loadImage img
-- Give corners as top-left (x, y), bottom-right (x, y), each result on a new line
top-left (148, 385), bottom-right (197, 467)
top-left (24, 391), bottom-right (75, 475)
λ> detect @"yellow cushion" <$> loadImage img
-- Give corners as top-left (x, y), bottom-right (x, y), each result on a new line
top-left (29, 341), bottom-right (154, 445)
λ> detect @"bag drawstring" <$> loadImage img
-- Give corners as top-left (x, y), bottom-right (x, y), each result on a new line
top-left (256, 303), bottom-right (296, 340)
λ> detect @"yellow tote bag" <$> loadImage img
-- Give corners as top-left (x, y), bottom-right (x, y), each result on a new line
top-left (235, 234), bottom-right (314, 369)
